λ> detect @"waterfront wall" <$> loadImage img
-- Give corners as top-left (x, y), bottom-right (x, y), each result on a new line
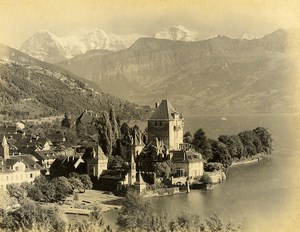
top-left (143, 187), bottom-right (180, 197)
top-left (206, 171), bottom-right (226, 184)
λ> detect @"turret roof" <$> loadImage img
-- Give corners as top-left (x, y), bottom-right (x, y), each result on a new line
top-left (150, 99), bottom-right (179, 120)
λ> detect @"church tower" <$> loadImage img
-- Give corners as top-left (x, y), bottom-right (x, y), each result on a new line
top-left (0, 135), bottom-right (9, 159)
top-left (147, 99), bottom-right (184, 150)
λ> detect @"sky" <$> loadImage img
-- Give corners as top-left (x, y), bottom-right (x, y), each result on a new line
top-left (0, 0), bottom-right (299, 48)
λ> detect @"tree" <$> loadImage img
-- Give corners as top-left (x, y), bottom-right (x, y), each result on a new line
top-left (79, 174), bottom-right (93, 190)
top-left (183, 131), bottom-right (193, 144)
top-left (109, 108), bottom-right (120, 146)
top-left (97, 111), bottom-right (114, 156)
top-left (6, 184), bottom-right (27, 203)
top-left (108, 155), bottom-right (125, 170)
top-left (253, 127), bottom-right (273, 154)
top-left (65, 128), bottom-right (79, 145)
top-left (209, 139), bottom-right (232, 168)
top-left (76, 121), bottom-right (86, 139)
top-left (193, 129), bottom-right (213, 161)
top-left (116, 190), bottom-right (158, 231)
top-left (52, 177), bottom-right (72, 201)
top-left (27, 176), bottom-right (56, 202)
top-left (1, 200), bottom-right (67, 231)
top-left (68, 177), bottom-right (84, 192)
top-left (200, 174), bottom-right (213, 184)
top-left (120, 122), bottom-right (130, 135)
top-left (218, 135), bottom-right (239, 159)
top-left (61, 112), bottom-right (71, 128)
top-left (238, 130), bottom-right (261, 157)
top-left (154, 161), bottom-right (173, 178)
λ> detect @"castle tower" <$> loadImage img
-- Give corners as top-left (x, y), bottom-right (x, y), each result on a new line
top-left (147, 99), bottom-right (184, 151)
top-left (87, 146), bottom-right (108, 178)
top-left (0, 135), bottom-right (9, 159)
top-left (128, 152), bottom-right (136, 185)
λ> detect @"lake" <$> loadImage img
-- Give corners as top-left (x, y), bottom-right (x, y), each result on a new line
top-left (105, 114), bottom-right (300, 231)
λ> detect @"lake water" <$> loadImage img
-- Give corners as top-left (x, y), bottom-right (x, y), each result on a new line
top-left (105, 114), bottom-right (300, 231)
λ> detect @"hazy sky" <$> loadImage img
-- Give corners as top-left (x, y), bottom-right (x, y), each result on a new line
top-left (0, 0), bottom-right (299, 48)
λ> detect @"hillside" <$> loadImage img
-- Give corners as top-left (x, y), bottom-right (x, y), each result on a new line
top-left (0, 44), bottom-right (151, 120)
top-left (58, 29), bottom-right (297, 114)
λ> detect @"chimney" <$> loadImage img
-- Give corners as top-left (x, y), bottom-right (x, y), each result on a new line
top-left (155, 102), bottom-right (160, 108)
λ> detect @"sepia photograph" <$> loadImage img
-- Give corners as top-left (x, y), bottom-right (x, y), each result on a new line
top-left (0, 0), bottom-right (300, 231)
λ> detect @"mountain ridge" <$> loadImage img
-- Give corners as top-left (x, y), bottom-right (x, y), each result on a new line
top-left (57, 29), bottom-right (297, 114)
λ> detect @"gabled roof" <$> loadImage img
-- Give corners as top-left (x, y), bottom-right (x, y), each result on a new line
top-left (150, 99), bottom-right (179, 120)
top-left (5, 155), bottom-right (43, 171)
top-left (132, 129), bottom-right (145, 147)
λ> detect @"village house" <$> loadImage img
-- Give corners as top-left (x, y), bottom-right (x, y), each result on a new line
top-left (171, 149), bottom-right (204, 180)
top-left (0, 135), bottom-right (42, 190)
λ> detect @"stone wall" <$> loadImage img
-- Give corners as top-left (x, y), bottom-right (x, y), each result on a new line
top-left (148, 120), bottom-right (169, 144)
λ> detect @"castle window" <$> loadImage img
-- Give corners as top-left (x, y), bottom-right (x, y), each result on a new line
top-left (155, 121), bottom-right (158, 126)
top-left (159, 121), bottom-right (162, 126)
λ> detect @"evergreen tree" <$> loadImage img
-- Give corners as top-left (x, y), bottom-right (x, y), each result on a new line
top-left (192, 129), bottom-right (213, 161)
top-left (109, 108), bottom-right (120, 147)
top-left (61, 113), bottom-right (71, 128)
top-left (96, 111), bottom-right (114, 156)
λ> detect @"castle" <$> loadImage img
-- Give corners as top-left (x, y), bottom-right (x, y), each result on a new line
top-left (147, 100), bottom-right (184, 151)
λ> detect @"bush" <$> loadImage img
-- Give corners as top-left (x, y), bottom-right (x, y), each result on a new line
top-left (201, 174), bottom-right (213, 185)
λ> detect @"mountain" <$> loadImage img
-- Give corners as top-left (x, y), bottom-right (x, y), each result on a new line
top-left (0, 43), bottom-right (151, 120)
top-left (57, 29), bottom-right (297, 114)
top-left (19, 29), bottom-right (127, 63)
top-left (153, 25), bottom-right (199, 41)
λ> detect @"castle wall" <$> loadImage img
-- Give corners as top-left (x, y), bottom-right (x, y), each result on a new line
top-left (148, 120), bottom-right (169, 144)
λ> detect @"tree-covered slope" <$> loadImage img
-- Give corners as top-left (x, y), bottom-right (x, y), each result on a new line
top-left (0, 44), bottom-right (151, 120)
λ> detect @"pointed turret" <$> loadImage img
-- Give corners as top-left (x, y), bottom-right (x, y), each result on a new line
top-left (0, 135), bottom-right (9, 159)
top-left (128, 152), bottom-right (136, 185)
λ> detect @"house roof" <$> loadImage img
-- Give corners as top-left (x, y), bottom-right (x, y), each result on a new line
top-left (76, 110), bottom-right (96, 124)
top-left (51, 155), bottom-right (84, 170)
top-left (150, 99), bottom-right (180, 120)
top-left (171, 150), bottom-right (203, 163)
top-left (34, 150), bottom-right (57, 161)
top-left (4, 155), bottom-right (43, 171)
top-left (0, 125), bottom-right (17, 134)
top-left (47, 133), bottom-right (65, 143)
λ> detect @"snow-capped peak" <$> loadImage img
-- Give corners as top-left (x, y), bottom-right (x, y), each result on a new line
top-left (20, 28), bottom-right (127, 63)
top-left (153, 25), bottom-right (199, 41)
top-left (239, 33), bottom-right (260, 40)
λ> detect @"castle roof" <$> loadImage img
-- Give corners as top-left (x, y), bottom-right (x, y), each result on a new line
top-left (171, 150), bottom-right (203, 163)
top-left (150, 99), bottom-right (179, 120)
